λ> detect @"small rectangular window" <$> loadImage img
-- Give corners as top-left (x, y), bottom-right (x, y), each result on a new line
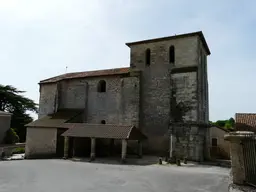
top-left (169, 46), bottom-right (175, 63)
top-left (145, 49), bottom-right (151, 66)
top-left (212, 138), bottom-right (218, 147)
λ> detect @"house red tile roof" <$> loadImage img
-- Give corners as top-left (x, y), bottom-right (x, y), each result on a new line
top-left (40, 67), bottom-right (131, 84)
top-left (235, 113), bottom-right (256, 132)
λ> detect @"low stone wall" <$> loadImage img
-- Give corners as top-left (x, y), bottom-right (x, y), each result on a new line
top-left (225, 131), bottom-right (256, 191)
top-left (229, 184), bottom-right (256, 192)
top-left (0, 143), bottom-right (25, 158)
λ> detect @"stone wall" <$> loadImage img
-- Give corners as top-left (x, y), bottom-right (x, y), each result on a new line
top-left (169, 70), bottom-right (208, 161)
top-left (171, 71), bottom-right (198, 121)
top-left (0, 115), bottom-right (12, 144)
top-left (38, 74), bottom-right (140, 126)
top-left (25, 127), bottom-right (57, 158)
top-left (38, 83), bottom-right (58, 118)
top-left (198, 40), bottom-right (209, 123)
top-left (119, 76), bottom-right (140, 126)
top-left (225, 132), bottom-right (256, 191)
top-left (86, 75), bottom-right (140, 125)
top-left (170, 123), bottom-right (206, 161)
top-left (58, 79), bottom-right (88, 110)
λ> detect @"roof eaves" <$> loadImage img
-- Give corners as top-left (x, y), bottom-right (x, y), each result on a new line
top-left (126, 31), bottom-right (210, 55)
top-left (39, 67), bottom-right (131, 85)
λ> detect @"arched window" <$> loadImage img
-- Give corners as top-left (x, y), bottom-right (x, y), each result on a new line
top-left (169, 46), bottom-right (175, 63)
top-left (97, 80), bottom-right (106, 92)
top-left (145, 48), bottom-right (151, 66)
top-left (101, 120), bottom-right (106, 124)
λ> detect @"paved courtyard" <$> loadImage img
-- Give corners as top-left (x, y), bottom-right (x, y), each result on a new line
top-left (0, 159), bottom-right (229, 192)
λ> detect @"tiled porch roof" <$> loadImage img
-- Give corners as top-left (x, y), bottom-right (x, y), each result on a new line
top-left (61, 124), bottom-right (147, 140)
top-left (26, 109), bottom-right (83, 128)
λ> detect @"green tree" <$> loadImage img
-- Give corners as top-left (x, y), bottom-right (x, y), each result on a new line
top-left (224, 122), bottom-right (232, 129)
top-left (0, 85), bottom-right (37, 142)
top-left (4, 128), bottom-right (19, 144)
top-left (214, 120), bottom-right (226, 127)
top-left (211, 117), bottom-right (235, 130)
top-left (228, 117), bottom-right (235, 127)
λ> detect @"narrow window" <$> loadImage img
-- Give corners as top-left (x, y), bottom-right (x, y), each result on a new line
top-left (101, 120), bottom-right (106, 124)
top-left (145, 48), bottom-right (151, 66)
top-left (97, 80), bottom-right (106, 92)
top-left (212, 138), bottom-right (218, 147)
top-left (169, 46), bottom-right (175, 63)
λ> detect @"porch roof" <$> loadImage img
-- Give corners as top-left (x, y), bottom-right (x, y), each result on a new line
top-left (61, 124), bottom-right (147, 140)
top-left (25, 109), bottom-right (83, 128)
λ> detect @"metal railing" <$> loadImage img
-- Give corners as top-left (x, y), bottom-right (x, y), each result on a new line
top-left (242, 135), bottom-right (256, 187)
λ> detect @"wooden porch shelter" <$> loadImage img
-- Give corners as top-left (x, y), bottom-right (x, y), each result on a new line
top-left (61, 124), bottom-right (147, 163)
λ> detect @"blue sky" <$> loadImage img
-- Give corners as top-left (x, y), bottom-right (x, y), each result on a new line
top-left (0, 0), bottom-right (255, 121)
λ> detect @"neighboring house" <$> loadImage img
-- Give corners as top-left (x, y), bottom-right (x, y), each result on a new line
top-left (210, 126), bottom-right (230, 160)
top-left (0, 111), bottom-right (12, 144)
top-left (235, 113), bottom-right (256, 132)
top-left (26, 31), bottom-right (211, 161)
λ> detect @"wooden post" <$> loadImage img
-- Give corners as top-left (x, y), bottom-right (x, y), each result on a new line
top-left (63, 136), bottom-right (69, 159)
top-left (90, 138), bottom-right (96, 161)
top-left (109, 139), bottom-right (114, 156)
top-left (121, 139), bottom-right (127, 163)
top-left (138, 140), bottom-right (142, 158)
top-left (71, 137), bottom-right (75, 158)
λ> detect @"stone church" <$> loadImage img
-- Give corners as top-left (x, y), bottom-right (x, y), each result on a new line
top-left (25, 31), bottom-right (210, 162)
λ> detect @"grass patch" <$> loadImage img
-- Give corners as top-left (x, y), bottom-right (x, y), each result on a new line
top-left (12, 147), bottom-right (25, 154)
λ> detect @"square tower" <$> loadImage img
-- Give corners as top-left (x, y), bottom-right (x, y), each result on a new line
top-left (126, 31), bottom-right (210, 159)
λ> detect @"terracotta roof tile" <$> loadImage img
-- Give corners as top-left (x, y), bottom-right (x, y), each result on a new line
top-left (40, 67), bottom-right (130, 84)
top-left (26, 110), bottom-right (147, 140)
top-left (235, 113), bottom-right (256, 132)
top-left (61, 124), bottom-right (147, 140)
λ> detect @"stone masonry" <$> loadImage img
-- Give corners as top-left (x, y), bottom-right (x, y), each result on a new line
top-left (26, 31), bottom-right (210, 161)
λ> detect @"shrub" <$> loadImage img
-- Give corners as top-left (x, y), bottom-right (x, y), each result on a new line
top-left (12, 147), bottom-right (25, 154)
top-left (3, 128), bottom-right (19, 144)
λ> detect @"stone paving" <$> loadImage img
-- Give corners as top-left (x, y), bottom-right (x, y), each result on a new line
top-left (0, 159), bottom-right (230, 192)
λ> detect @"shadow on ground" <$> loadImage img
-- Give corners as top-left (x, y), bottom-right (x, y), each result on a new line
top-left (69, 155), bottom-right (160, 166)
top-left (65, 155), bottom-right (230, 168)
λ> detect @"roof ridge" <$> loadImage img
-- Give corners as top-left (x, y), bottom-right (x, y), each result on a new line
top-left (126, 31), bottom-right (210, 55)
top-left (236, 113), bottom-right (256, 115)
top-left (39, 67), bottom-right (131, 84)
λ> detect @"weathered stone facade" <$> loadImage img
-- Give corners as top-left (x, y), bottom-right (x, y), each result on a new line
top-left (0, 111), bottom-right (12, 144)
top-left (225, 131), bottom-right (256, 191)
top-left (26, 31), bottom-right (210, 161)
top-left (25, 127), bottom-right (57, 158)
